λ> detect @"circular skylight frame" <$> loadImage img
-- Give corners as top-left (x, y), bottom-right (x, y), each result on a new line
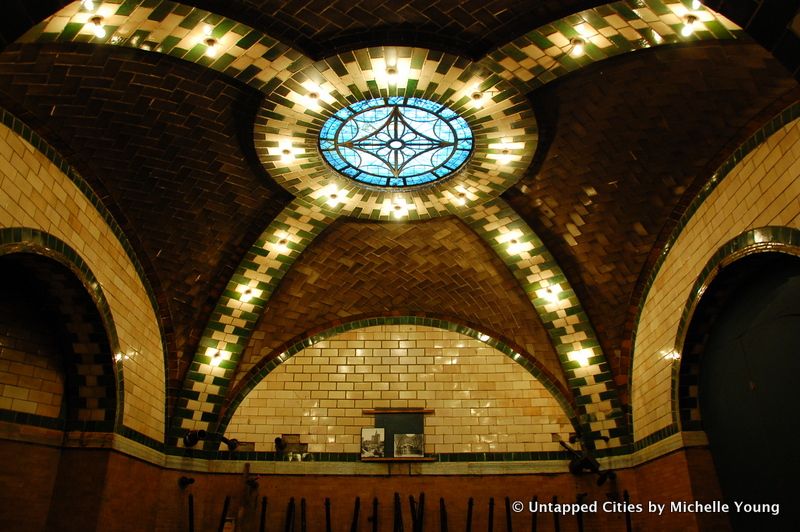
top-left (318, 97), bottom-right (474, 188)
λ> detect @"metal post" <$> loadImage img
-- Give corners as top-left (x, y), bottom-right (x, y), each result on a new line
top-left (188, 494), bottom-right (195, 532)
top-left (325, 498), bottom-right (331, 532)
top-left (218, 495), bottom-right (230, 532)
top-left (350, 496), bottom-right (361, 532)
top-left (504, 497), bottom-right (513, 532)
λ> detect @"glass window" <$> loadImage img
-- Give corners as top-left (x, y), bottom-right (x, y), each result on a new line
top-left (318, 97), bottom-right (473, 188)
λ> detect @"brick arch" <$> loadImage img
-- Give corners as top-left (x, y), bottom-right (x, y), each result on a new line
top-left (674, 227), bottom-right (800, 431)
top-left (211, 314), bottom-right (579, 451)
top-left (0, 229), bottom-right (123, 430)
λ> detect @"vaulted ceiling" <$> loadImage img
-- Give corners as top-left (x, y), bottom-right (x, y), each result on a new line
top-left (1, 0), bottom-right (798, 415)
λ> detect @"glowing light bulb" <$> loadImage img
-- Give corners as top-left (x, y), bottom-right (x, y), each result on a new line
top-left (691, 0), bottom-right (702, 9)
top-left (385, 66), bottom-right (398, 84)
top-left (240, 288), bottom-right (253, 303)
top-left (90, 17), bottom-right (106, 38)
top-left (82, 0), bottom-right (95, 10)
top-left (204, 38), bottom-right (218, 57)
top-left (681, 15), bottom-right (698, 37)
top-left (570, 349), bottom-right (592, 367)
top-left (570, 37), bottom-right (585, 57)
top-left (280, 146), bottom-right (295, 163)
top-left (326, 189), bottom-right (344, 207)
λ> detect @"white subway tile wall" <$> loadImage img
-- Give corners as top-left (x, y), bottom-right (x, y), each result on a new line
top-left (227, 325), bottom-right (573, 454)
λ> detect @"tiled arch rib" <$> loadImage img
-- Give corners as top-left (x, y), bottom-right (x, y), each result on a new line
top-left (460, 199), bottom-right (626, 448)
top-left (19, 1), bottom-right (312, 93)
top-left (173, 198), bottom-right (337, 437)
top-left (481, 0), bottom-right (742, 92)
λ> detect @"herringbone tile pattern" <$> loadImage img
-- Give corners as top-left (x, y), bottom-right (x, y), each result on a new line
top-left (238, 216), bottom-right (566, 389)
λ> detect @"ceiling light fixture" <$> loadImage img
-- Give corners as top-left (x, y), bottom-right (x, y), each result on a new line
top-left (569, 348), bottom-right (593, 367)
top-left (497, 148), bottom-right (514, 165)
top-left (391, 198), bottom-right (410, 219)
top-left (240, 288), bottom-right (254, 303)
top-left (541, 283), bottom-right (562, 304)
top-left (82, 0), bottom-right (96, 10)
top-left (681, 15), bottom-right (698, 37)
top-left (89, 16), bottom-right (106, 39)
top-left (470, 88), bottom-right (498, 109)
top-left (204, 37), bottom-right (218, 57)
top-left (570, 37), bottom-right (586, 57)
top-left (691, 0), bottom-right (702, 9)
top-left (279, 144), bottom-right (295, 163)
top-left (275, 235), bottom-right (290, 253)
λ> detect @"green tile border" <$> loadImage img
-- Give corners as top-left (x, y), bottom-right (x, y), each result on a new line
top-left (160, 448), bottom-right (574, 463)
top-left (483, 0), bottom-right (741, 93)
top-left (168, 198), bottom-right (337, 442)
top-left (209, 314), bottom-right (579, 453)
top-left (461, 199), bottom-right (628, 449)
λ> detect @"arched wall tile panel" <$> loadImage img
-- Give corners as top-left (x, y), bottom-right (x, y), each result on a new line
top-left (0, 113), bottom-right (166, 442)
top-left (632, 106), bottom-right (800, 445)
top-left (226, 324), bottom-right (575, 457)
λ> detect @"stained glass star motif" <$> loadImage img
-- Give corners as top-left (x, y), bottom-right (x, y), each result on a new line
top-left (319, 97), bottom-right (473, 188)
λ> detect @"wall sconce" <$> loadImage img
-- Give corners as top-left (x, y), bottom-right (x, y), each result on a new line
top-left (183, 429), bottom-right (207, 447)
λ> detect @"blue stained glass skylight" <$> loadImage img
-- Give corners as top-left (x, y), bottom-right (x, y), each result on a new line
top-left (318, 97), bottom-right (473, 188)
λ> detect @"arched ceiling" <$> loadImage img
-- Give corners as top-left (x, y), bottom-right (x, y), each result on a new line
top-left (0, 1), bottom-right (798, 423)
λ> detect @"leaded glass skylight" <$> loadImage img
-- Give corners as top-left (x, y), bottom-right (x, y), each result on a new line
top-left (319, 97), bottom-right (473, 188)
